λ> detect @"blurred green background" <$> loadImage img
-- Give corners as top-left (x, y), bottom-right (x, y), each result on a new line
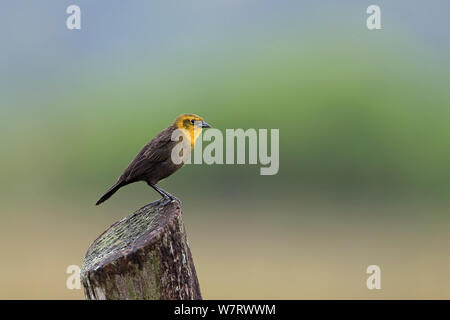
top-left (1, 1), bottom-right (450, 299)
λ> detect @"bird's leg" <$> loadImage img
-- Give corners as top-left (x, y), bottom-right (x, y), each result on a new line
top-left (148, 183), bottom-right (170, 205)
top-left (148, 182), bottom-right (166, 198)
top-left (148, 183), bottom-right (181, 205)
top-left (155, 184), bottom-right (181, 204)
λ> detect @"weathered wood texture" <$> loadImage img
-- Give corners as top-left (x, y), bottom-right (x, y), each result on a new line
top-left (80, 200), bottom-right (202, 300)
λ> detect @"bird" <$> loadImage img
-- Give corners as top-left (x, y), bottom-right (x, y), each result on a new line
top-left (95, 113), bottom-right (211, 206)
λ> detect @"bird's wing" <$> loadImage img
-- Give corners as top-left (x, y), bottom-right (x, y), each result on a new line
top-left (120, 127), bottom-right (176, 182)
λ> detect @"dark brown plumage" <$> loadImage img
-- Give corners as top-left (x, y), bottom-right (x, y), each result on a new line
top-left (96, 114), bottom-right (210, 206)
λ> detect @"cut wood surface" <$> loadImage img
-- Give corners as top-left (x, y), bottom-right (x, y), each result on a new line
top-left (80, 199), bottom-right (201, 300)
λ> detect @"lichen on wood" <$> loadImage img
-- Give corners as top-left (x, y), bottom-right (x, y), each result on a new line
top-left (80, 199), bottom-right (201, 300)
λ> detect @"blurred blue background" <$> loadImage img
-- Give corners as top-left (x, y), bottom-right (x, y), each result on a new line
top-left (1, 1), bottom-right (449, 299)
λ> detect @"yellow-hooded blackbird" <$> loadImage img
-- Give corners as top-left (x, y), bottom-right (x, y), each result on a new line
top-left (95, 113), bottom-right (210, 205)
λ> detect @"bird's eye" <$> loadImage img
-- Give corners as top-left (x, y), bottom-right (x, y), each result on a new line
top-left (190, 119), bottom-right (195, 124)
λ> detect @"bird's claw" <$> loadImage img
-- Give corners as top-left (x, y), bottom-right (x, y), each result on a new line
top-left (170, 196), bottom-right (182, 205)
top-left (159, 196), bottom-right (181, 206)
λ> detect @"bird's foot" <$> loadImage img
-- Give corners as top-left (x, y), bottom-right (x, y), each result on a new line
top-left (158, 195), bottom-right (181, 206)
top-left (159, 196), bottom-right (172, 206)
top-left (160, 190), bottom-right (182, 205)
top-left (168, 194), bottom-right (182, 205)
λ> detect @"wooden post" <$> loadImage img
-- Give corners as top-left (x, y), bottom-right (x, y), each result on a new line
top-left (80, 200), bottom-right (202, 300)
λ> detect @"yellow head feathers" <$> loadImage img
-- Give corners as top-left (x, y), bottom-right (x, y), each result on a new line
top-left (173, 113), bottom-right (211, 148)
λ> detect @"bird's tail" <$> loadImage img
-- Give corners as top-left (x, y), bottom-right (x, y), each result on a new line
top-left (95, 180), bottom-right (126, 206)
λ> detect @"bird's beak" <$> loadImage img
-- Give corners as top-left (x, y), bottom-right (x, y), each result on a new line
top-left (201, 121), bottom-right (211, 128)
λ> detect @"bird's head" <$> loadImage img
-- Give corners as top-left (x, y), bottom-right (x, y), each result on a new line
top-left (174, 113), bottom-right (211, 147)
